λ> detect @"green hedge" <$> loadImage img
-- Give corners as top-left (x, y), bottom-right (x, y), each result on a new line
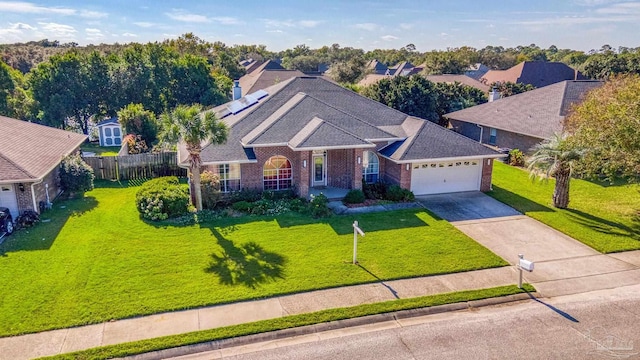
top-left (135, 177), bottom-right (189, 221)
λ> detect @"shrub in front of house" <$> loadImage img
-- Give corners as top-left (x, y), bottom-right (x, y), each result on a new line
top-left (309, 193), bottom-right (332, 218)
top-left (200, 170), bottom-right (222, 209)
top-left (344, 189), bottom-right (366, 204)
top-left (232, 200), bottom-right (252, 213)
top-left (59, 153), bottom-right (95, 194)
top-left (386, 185), bottom-right (415, 202)
top-left (135, 176), bottom-right (189, 221)
top-left (363, 181), bottom-right (387, 200)
top-left (508, 148), bottom-right (525, 167)
top-left (229, 188), bottom-right (262, 203)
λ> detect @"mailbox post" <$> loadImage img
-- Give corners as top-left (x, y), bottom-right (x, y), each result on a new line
top-left (516, 254), bottom-right (534, 289)
top-left (353, 220), bottom-right (365, 264)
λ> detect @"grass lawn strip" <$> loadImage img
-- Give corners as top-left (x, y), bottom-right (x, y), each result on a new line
top-left (0, 182), bottom-right (506, 337)
top-left (489, 162), bottom-right (640, 253)
top-left (38, 284), bottom-right (535, 360)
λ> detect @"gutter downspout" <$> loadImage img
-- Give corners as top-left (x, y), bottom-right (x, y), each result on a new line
top-left (30, 178), bottom-right (44, 213)
top-left (477, 124), bottom-right (484, 144)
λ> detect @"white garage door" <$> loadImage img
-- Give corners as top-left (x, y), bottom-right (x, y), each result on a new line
top-left (0, 184), bottom-right (19, 219)
top-left (411, 160), bottom-right (482, 195)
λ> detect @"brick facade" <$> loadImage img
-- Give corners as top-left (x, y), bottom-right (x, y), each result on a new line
top-left (480, 158), bottom-right (493, 192)
top-left (450, 119), bottom-right (543, 153)
top-left (13, 166), bottom-right (62, 214)
top-left (381, 157), bottom-right (412, 190)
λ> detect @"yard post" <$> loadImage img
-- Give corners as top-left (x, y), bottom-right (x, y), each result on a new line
top-left (353, 220), bottom-right (358, 264)
top-left (518, 254), bottom-right (523, 289)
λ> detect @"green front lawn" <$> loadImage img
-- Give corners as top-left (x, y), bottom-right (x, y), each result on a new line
top-left (489, 162), bottom-right (640, 253)
top-left (0, 182), bottom-right (506, 337)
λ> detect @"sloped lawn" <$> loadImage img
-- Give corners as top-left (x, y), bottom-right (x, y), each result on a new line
top-left (0, 182), bottom-right (505, 337)
top-left (489, 162), bottom-right (640, 253)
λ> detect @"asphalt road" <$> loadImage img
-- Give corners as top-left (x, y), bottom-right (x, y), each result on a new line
top-left (174, 284), bottom-right (640, 360)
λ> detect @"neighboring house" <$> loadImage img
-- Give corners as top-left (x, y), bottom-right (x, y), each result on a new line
top-left (96, 117), bottom-right (123, 147)
top-left (465, 63), bottom-right (490, 81)
top-left (0, 116), bottom-right (87, 219)
top-left (445, 80), bottom-right (603, 151)
top-left (480, 61), bottom-right (588, 88)
top-left (367, 59), bottom-right (388, 75)
top-left (178, 77), bottom-right (503, 198)
top-left (239, 60), bottom-right (306, 96)
top-left (425, 74), bottom-right (490, 93)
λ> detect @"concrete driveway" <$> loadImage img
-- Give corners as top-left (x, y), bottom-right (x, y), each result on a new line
top-left (417, 192), bottom-right (640, 297)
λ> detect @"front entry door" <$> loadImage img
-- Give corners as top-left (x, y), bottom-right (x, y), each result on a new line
top-left (312, 155), bottom-right (326, 187)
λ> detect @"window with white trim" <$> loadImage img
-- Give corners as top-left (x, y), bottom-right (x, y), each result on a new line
top-left (218, 163), bottom-right (241, 192)
top-left (263, 156), bottom-right (292, 190)
top-left (362, 151), bottom-right (379, 183)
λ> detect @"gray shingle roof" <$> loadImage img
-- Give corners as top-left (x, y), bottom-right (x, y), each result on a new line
top-left (0, 115), bottom-right (87, 182)
top-left (481, 61), bottom-right (588, 88)
top-left (425, 74), bottom-right (491, 92)
top-left (182, 77), bottom-right (502, 166)
top-left (444, 80), bottom-right (603, 139)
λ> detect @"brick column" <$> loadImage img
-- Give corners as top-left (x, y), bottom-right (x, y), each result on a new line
top-left (353, 148), bottom-right (364, 190)
top-left (298, 151), bottom-right (311, 198)
top-left (480, 158), bottom-right (494, 192)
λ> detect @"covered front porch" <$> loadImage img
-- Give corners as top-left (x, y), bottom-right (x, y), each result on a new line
top-left (298, 148), bottom-right (368, 199)
top-left (308, 186), bottom-right (350, 201)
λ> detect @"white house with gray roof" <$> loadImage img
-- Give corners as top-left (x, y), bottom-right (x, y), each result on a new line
top-left (178, 76), bottom-right (503, 198)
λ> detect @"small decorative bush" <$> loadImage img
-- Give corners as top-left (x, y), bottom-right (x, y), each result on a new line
top-left (229, 188), bottom-right (261, 203)
top-left (509, 148), bottom-right (525, 167)
top-left (123, 134), bottom-right (149, 154)
top-left (135, 176), bottom-right (189, 221)
top-left (59, 153), bottom-right (95, 194)
top-left (386, 185), bottom-right (415, 202)
top-left (363, 181), bottom-right (387, 200)
top-left (200, 170), bottom-right (222, 209)
top-left (232, 201), bottom-right (252, 213)
top-left (344, 189), bottom-right (366, 204)
top-left (309, 193), bottom-right (332, 218)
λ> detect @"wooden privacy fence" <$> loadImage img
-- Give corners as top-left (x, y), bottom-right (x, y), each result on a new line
top-left (83, 152), bottom-right (187, 181)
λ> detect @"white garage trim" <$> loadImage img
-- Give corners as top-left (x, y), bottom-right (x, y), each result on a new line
top-left (0, 184), bottom-right (19, 219)
top-left (410, 159), bottom-right (482, 195)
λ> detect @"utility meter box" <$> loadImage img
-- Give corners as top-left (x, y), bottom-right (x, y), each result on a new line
top-left (519, 258), bottom-right (534, 272)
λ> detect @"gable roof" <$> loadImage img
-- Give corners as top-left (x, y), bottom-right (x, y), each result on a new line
top-left (481, 61), bottom-right (587, 88)
top-left (179, 77), bottom-right (501, 165)
top-left (425, 74), bottom-right (491, 92)
top-left (367, 59), bottom-right (388, 75)
top-left (0, 116), bottom-right (87, 182)
top-left (238, 69), bottom-right (305, 96)
top-left (444, 80), bottom-right (603, 140)
top-left (96, 117), bottom-right (119, 127)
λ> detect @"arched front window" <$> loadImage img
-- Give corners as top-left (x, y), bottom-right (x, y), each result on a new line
top-left (263, 156), bottom-right (292, 190)
top-left (362, 151), bottom-right (379, 183)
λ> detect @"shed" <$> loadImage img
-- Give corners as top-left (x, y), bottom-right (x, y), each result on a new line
top-left (96, 118), bottom-right (123, 147)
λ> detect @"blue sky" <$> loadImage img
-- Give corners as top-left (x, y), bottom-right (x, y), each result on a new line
top-left (1, 0), bottom-right (639, 51)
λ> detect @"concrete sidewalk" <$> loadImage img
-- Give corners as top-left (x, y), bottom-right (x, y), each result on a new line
top-left (0, 266), bottom-right (519, 360)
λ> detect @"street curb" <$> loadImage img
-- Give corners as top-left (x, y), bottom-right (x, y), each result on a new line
top-left (122, 292), bottom-right (539, 360)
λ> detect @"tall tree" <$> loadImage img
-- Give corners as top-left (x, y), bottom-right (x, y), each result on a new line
top-left (117, 103), bottom-right (158, 145)
top-left (361, 75), bottom-right (439, 122)
top-left (489, 81), bottom-right (535, 97)
top-left (159, 105), bottom-right (228, 211)
top-left (434, 82), bottom-right (487, 125)
top-left (528, 133), bottom-right (582, 209)
top-left (565, 75), bottom-right (640, 183)
top-left (29, 51), bottom-right (109, 133)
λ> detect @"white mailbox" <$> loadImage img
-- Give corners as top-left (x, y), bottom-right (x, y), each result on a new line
top-left (519, 258), bottom-right (534, 272)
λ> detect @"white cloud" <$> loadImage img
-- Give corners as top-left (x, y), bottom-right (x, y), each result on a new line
top-left (440, 32), bottom-right (449, 36)
top-left (211, 16), bottom-right (243, 25)
top-left (0, 1), bottom-right (106, 18)
top-left (399, 23), bottom-right (414, 30)
top-left (381, 34), bottom-right (398, 41)
top-left (0, 22), bottom-right (33, 37)
top-left (122, 32), bottom-right (137, 37)
top-left (354, 23), bottom-right (378, 31)
top-left (266, 29), bottom-right (284, 33)
top-left (165, 9), bottom-right (210, 23)
top-left (37, 22), bottom-right (76, 39)
top-left (133, 22), bottom-right (155, 28)
top-left (298, 20), bottom-right (321, 28)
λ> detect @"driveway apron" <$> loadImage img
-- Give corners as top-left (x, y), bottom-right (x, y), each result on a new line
top-left (417, 192), bottom-right (640, 297)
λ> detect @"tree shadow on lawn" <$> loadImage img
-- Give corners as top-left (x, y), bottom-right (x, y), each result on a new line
top-left (565, 208), bottom-right (640, 241)
top-left (490, 186), bottom-right (555, 214)
top-left (276, 208), bottom-right (430, 236)
top-left (0, 196), bottom-right (98, 256)
top-left (200, 223), bottom-right (286, 288)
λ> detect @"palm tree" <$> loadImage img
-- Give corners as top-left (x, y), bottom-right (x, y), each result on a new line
top-left (527, 133), bottom-right (582, 209)
top-left (159, 104), bottom-right (228, 211)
